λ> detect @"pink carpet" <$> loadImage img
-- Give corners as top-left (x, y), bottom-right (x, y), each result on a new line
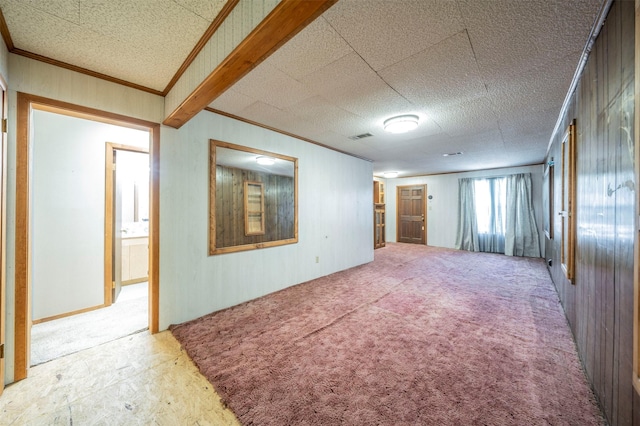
top-left (170, 243), bottom-right (605, 425)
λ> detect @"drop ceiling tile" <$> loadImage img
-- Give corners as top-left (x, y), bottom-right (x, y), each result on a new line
top-left (285, 96), bottom-right (371, 137)
top-left (79, 0), bottom-right (209, 53)
top-left (237, 101), bottom-right (303, 134)
top-left (499, 106), bottom-right (560, 146)
top-left (173, 0), bottom-right (227, 21)
top-left (208, 88), bottom-right (257, 115)
top-left (320, 68), bottom-right (414, 120)
top-left (232, 62), bottom-right (313, 109)
top-left (323, 0), bottom-right (464, 71)
top-left (0, 0), bottom-right (211, 90)
top-left (301, 52), bottom-right (373, 97)
top-left (429, 97), bottom-right (500, 137)
top-left (8, 0), bottom-right (80, 23)
top-left (488, 53), bottom-right (580, 124)
top-left (460, 0), bottom-right (603, 87)
top-left (267, 17), bottom-right (353, 81)
top-left (379, 31), bottom-right (486, 109)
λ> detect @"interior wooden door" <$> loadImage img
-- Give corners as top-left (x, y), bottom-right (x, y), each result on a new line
top-left (112, 149), bottom-right (124, 303)
top-left (397, 185), bottom-right (426, 244)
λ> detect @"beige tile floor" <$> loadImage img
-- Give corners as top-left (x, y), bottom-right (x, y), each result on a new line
top-left (0, 331), bottom-right (240, 425)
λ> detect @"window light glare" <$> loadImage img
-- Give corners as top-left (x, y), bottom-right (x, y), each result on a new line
top-left (383, 115), bottom-right (419, 134)
top-left (256, 156), bottom-right (275, 166)
top-left (384, 172), bottom-right (399, 178)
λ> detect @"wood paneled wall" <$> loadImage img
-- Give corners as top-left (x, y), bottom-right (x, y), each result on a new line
top-left (215, 165), bottom-right (294, 248)
top-left (545, 2), bottom-right (636, 424)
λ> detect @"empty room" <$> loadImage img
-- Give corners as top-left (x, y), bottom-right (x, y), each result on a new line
top-left (0, 0), bottom-right (638, 425)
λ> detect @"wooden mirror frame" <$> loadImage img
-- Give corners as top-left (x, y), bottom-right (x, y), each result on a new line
top-left (560, 120), bottom-right (576, 283)
top-left (209, 140), bottom-right (298, 255)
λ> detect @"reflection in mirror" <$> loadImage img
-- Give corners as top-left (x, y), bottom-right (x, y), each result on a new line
top-left (209, 140), bottom-right (298, 255)
top-left (119, 150), bottom-right (149, 237)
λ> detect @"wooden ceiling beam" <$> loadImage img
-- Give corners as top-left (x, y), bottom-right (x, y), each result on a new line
top-left (163, 0), bottom-right (338, 129)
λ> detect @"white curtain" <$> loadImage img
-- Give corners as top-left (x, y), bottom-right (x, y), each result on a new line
top-left (505, 173), bottom-right (541, 257)
top-left (455, 178), bottom-right (479, 251)
top-left (456, 173), bottom-right (540, 257)
top-left (476, 177), bottom-right (506, 253)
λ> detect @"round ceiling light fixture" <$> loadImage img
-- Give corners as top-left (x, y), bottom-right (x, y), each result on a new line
top-left (383, 114), bottom-right (419, 134)
top-left (256, 156), bottom-right (275, 165)
top-left (383, 172), bottom-right (399, 178)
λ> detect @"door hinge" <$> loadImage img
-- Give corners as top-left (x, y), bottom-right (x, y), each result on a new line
top-left (2, 118), bottom-right (7, 133)
top-left (0, 343), bottom-right (4, 359)
top-left (112, 280), bottom-right (116, 289)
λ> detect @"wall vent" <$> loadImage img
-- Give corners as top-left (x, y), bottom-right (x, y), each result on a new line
top-left (348, 133), bottom-right (373, 140)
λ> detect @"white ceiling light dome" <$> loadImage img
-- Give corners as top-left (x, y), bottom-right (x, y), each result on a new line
top-left (384, 172), bottom-right (399, 178)
top-left (383, 114), bottom-right (419, 134)
top-left (256, 156), bottom-right (275, 165)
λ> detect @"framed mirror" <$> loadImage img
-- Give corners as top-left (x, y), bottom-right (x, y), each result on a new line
top-left (209, 140), bottom-right (298, 255)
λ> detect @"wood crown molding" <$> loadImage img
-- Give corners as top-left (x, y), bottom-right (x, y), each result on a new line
top-left (13, 49), bottom-right (164, 96)
top-left (0, 8), bottom-right (14, 51)
top-left (163, 0), bottom-right (339, 129)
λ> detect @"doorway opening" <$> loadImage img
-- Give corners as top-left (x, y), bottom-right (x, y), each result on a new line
top-left (14, 93), bottom-right (160, 380)
top-left (29, 113), bottom-right (151, 366)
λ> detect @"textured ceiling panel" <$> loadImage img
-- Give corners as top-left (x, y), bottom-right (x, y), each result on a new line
top-left (285, 96), bottom-right (371, 137)
top-left (268, 17), bottom-right (353, 81)
top-left (174, 0), bottom-right (228, 21)
top-left (488, 53), bottom-right (581, 121)
top-left (460, 0), bottom-right (602, 88)
top-left (320, 67), bottom-right (414, 122)
top-left (323, 0), bottom-right (464, 71)
top-left (231, 62), bottom-right (313, 110)
top-left (379, 31), bottom-right (486, 110)
top-left (429, 97), bottom-right (500, 137)
top-left (0, 0), bottom-right (213, 90)
top-left (16, 0), bottom-right (80, 23)
top-left (208, 89), bottom-right (257, 115)
top-left (300, 52), bottom-right (373, 97)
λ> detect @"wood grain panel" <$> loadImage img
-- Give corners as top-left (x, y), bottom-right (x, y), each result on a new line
top-left (14, 92), bottom-right (30, 380)
top-left (546, 2), bottom-right (635, 424)
top-left (215, 165), bottom-right (294, 248)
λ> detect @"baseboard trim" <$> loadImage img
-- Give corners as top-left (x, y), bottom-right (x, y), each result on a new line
top-left (32, 304), bottom-right (106, 324)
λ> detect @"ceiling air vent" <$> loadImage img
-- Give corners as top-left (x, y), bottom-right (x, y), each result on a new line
top-left (348, 133), bottom-right (374, 140)
top-left (443, 151), bottom-right (463, 157)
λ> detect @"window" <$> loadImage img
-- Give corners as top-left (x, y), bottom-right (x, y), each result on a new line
top-left (456, 173), bottom-right (540, 257)
top-left (474, 177), bottom-right (507, 253)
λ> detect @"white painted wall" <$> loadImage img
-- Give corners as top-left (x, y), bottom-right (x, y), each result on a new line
top-left (0, 38), bottom-right (8, 85)
top-left (31, 110), bottom-right (149, 320)
top-left (384, 165), bottom-right (545, 256)
top-left (159, 111), bottom-right (374, 329)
